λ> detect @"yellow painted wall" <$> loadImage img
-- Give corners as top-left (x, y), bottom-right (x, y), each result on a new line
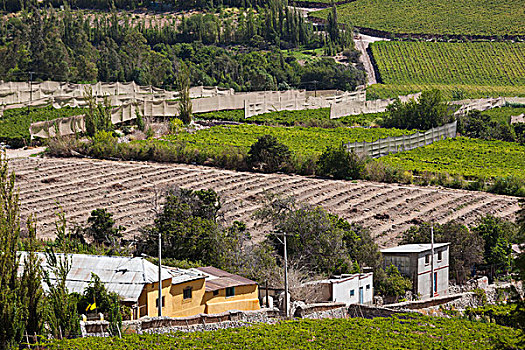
top-left (139, 278), bottom-right (206, 318)
top-left (203, 284), bottom-right (260, 314)
top-left (166, 278), bottom-right (206, 318)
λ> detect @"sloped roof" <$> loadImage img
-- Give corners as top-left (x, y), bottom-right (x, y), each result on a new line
top-left (381, 243), bottom-right (449, 254)
top-left (191, 266), bottom-right (257, 292)
top-left (18, 252), bottom-right (202, 302)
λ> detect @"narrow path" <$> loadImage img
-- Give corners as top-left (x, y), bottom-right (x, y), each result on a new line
top-left (354, 34), bottom-right (389, 86)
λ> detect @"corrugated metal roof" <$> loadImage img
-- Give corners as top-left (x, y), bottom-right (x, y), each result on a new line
top-left (191, 267), bottom-right (257, 292)
top-left (18, 252), bottom-right (203, 302)
top-left (381, 243), bottom-right (449, 254)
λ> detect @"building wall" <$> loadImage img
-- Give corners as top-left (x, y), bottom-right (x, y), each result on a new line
top-left (383, 246), bottom-right (449, 299)
top-left (140, 278), bottom-right (207, 318)
top-left (203, 285), bottom-right (260, 314)
top-left (331, 274), bottom-right (374, 305)
top-left (415, 246), bottom-right (449, 298)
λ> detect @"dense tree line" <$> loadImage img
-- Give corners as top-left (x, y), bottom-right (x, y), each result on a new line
top-left (1, 0), bottom-right (284, 13)
top-left (0, 7), bottom-right (363, 90)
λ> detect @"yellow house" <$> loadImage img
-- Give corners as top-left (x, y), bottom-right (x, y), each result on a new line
top-left (137, 267), bottom-right (207, 319)
top-left (192, 266), bottom-right (260, 314)
top-left (20, 253), bottom-right (259, 320)
top-left (18, 252), bottom-right (207, 320)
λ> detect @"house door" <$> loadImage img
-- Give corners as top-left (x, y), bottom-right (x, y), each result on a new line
top-left (359, 287), bottom-right (364, 304)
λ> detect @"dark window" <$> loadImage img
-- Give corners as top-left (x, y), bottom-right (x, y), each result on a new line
top-left (226, 287), bottom-right (235, 297)
top-left (155, 296), bottom-right (165, 308)
top-left (438, 251), bottom-right (443, 261)
top-left (366, 284), bottom-right (371, 290)
top-left (213, 290), bottom-right (219, 296)
top-left (425, 254), bottom-right (430, 264)
top-left (350, 289), bottom-right (355, 296)
top-left (183, 287), bottom-right (192, 300)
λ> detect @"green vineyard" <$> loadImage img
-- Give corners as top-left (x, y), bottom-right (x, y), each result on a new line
top-left (42, 315), bottom-right (521, 349)
top-left (310, 0), bottom-right (525, 37)
top-left (380, 137), bottom-right (525, 180)
top-left (366, 84), bottom-right (525, 100)
top-left (196, 108), bottom-right (386, 126)
top-left (0, 106), bottom-right (87, 147)
top-left (371, 41), bottom-right (525, 86)
top-left (160, 124), bottom-right (412, 158)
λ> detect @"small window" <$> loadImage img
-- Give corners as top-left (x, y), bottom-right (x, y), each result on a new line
top-left (183, 287), bottom-right (192, 300)
top-left (438, 251), bottom-right (443, 261)
top-left (425, 254), bottom-right (430, 265)
top-left (213, 290), bottom-right (219, 296)
top-left (350, 289), bottom-right (355, 297)
top-left (366, 284), bottom-right (371, 290)
top-left (226, 287), bottom-right (235, 297)
top-left (155, 296), bottom-right (165, 308)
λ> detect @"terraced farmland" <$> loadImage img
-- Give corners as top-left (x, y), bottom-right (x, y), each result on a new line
top-left (10, 157), bottom-right (520, 248)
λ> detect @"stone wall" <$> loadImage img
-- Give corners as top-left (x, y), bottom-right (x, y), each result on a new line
top-left (80, 308), bottom-right (280, 337)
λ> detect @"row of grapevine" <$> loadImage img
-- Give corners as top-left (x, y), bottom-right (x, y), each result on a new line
top-left (380, 137), bottom-right (525, 180)
top-left (41, 314), bottom-right (521, 349)
top-left (310, 0), bottom-right (525, 36)
top-left (370, 41), bottom-right (525, 87)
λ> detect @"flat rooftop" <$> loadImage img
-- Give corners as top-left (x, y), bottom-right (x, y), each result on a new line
top-left (381, 243), bottom-right (449, 254)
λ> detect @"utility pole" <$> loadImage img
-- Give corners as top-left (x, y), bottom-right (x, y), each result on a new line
top-left (273, 230), bottom-right (290, 318)
top-left (158, 231), bottom-right (162, 317)
top-left (430, 225), bottom-right (435, 298)
top-left (27, 71), bottom-right (34, 121)
top-left (283, 232), bottom-right (289, 318)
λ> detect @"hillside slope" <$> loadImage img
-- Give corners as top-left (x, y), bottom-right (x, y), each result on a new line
top-left (11, 157), bottom-right (519, 247)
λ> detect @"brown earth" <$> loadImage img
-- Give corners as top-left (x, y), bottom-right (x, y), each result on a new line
top-left (10, 156), bottom-right (519, 248)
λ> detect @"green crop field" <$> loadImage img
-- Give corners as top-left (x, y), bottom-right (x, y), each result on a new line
top-left (161, 124), bottom-right (412, 158)
top-left (380, 137), bottom-right (525, 180)
top-left (196, 108), bottom-right (386, 126)
top-left (366, 41), bottom-right (525, 100)
top-left (482, 106), bottom-right (525, 125)
top-left (42, 315), bottom-right (521, 349)
top-left (0, 106), bottom-right (87, 147)
top-left (310, 0), bottom-right (525, 37)
top-left (371, 41), bottom-right (525, 87)
top-left (367, 84), bottom-right (525, 101)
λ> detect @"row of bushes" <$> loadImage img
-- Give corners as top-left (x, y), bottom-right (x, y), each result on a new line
top-left (47, 131), bottom-right (525, 197)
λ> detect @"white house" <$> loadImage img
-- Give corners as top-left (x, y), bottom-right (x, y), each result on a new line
top-left (295, 273), bottom-right (374, 305)
top-left (381, 243), bottom-right (450, 299)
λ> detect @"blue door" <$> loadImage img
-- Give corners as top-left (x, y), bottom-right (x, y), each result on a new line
top-left (359, 287), bottom-right (364, 304)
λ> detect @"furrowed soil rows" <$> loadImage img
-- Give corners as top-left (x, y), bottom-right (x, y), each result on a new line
top-left (11, 157), bottom-right (520, 248)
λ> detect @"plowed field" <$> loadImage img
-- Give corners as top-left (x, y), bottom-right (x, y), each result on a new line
top-left (11, 157), bottom-right (520, 248)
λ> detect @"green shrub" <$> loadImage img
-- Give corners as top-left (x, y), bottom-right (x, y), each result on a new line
top-left (316, 145), bottom-right (365, 180)
top-left (247, 135), bottom-right (293, 173)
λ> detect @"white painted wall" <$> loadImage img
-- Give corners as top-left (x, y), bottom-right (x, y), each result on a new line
top-left (331, 273), bottom-right (374, 305)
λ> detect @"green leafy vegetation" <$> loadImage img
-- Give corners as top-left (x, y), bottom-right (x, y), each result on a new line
top-left (41, 314), bottom-right (522, 349)
top-left (366, 83), bottom-right (525, 101)
top-left (310, 0), bottom-right (525, 36)
top-left (380, 137), bottom-right (525, 182)
top-left (371, 42), bottom-right (525, 88)
top-left (160, 124), bottom-right (412, 158)
top-left (383, 89), bottom-right (452, 130)
top-left (482, 106), bottom-right (525, 125)
top-left (0, 106), bottom-right (86, 147)
top-left (196, 108), bottom-right (386, 127)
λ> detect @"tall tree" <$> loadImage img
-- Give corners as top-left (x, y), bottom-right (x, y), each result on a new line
top-left (0, 151), bottom-right (26, 348)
